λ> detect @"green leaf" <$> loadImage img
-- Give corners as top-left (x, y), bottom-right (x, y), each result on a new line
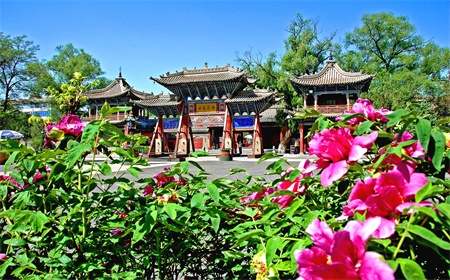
top-left (397, 258), bottom-right (426, 280)
top-left (266, 236), bottom-right (281, 265)
top-left (144, 210), bottom-right (158, 233)
top-left (0, 185), bottom-right (8, 200)
top-left (100, 102), bottom-right (111, 117)
top-left (66, 143), bottom-right (92, 168)
top-left (0, 259), bottom-right (12, 278)
top-left (285, 197), bottom-right (304, 218)
top-left (30, 211), bottom-right (49, 233)
top-left (408, 225), bottom-right (450, 250)
top-left (436, 203), bottom-right (450, 221)
top-left (81, 123), bottom-right (100, 143)
top-left (4, 238), bottom-right (26, 246)
top-left (386, 109), bottom-right (410, 127)
top-left (357, 120), bottom-right (374, 135)
top-left (132, 219), bottom-right (146, 245)
top-left (416, 119), bottom-right (431, 153)
top-left (99, 162), bottom-right (112, 175)
top-left (288, 169), bottom-right (301, 182)
top-left (191, 193), bottom-right (205, 209)
top-left (431, 130), bottom-right (446, 171)
top-left (127, 167), bottom-right (139, 178)
top-left (210, 215), bottom-right (220, 233)
top-left (232, 229), bottom-right (266, 248)
top-left (164, 203), bottom-right (177, 220)
top-left (206, 183), bottom-right (220, 204)
top-left (4, 151), bottom-right (18, 173)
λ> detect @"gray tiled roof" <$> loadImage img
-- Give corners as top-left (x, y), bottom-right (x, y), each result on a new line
top-left (131, 94), bottom-right (182, 117)
top-left (150, 64), bottom-right (249, 85)
top-left (291, 60), bottom-right (374, 87)
top-left (84, 77), bottom-right (154, 100)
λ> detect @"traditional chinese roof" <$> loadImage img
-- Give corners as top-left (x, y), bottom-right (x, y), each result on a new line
top-left (84, 74), bottom-right (154, 101)
top-left (150, 63), bottom-right (257, 100)
top-left (225, 88), bottom-right (277, 116)
top-left (290, 60), bottom-right (374, 93)
top-left (130, 94), bottom-right (182, 118)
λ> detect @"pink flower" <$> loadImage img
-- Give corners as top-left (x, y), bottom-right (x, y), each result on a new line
top-left (44, 114), bottom-right (86, 148)
top-left (376, 131), bottom-right (425, 170)
top-left (308, 128), bottom-right (378, 187)
top-left (240, 187), bottom-right (274, 203)
top-left (342, 163), bottom-right (428, 238)
top-left (271, 160), bottom-right (312, 208)
top-left (111, 228), bottom-right (124, 236)
top-left (336, 99), bottom-right (391, 126)
top-left (143, 184), bottom-right (155, 197)
top-left (294, 218), bottom-right (394, 280)
top-left (58, 114), bottom-right (86, 137)
top-left (0, 253), bottom-right (6, 260)
top-left (153, 167), bottom-right (174, 187)
top-left (0, 175), bottom-right (23, 189)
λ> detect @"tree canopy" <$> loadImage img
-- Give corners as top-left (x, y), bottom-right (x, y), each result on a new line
top-left (0, 33), bottom-right (40, 112)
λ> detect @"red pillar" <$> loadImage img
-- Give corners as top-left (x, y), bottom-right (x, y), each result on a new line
top-left (249, 114), bottom-right (263, 158)
top-left (299, 124), bottom-right (304, 154)
top-left (173, 101), bottom-right (190, 158)
top-left (148, 115), bottom-right (165, 157)
top-left (221, 106), bottom-right (234, 151)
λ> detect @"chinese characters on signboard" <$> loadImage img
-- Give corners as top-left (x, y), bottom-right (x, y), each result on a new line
top-left (196, 103), bottom-right (217, 113)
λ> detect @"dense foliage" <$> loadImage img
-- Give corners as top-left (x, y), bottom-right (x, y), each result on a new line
top-left (1, 99), bottom-right (449, 279)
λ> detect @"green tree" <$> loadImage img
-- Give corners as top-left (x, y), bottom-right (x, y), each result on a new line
top-left (236, 13), bottom-right (338, 152)
top-left (342, 12), bottom-right (450, 117)
top-left (46, 72), bottom-right (95, 115)
top-left (0, 33), bottom-right (40, 112)
top-left (46, 43), bottom-right (107, 85)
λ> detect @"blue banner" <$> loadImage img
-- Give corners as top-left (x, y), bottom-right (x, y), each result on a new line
top-left (164, 119), bottom-right (179, 130)
top-left (234, 117), bottom-right (254, 128)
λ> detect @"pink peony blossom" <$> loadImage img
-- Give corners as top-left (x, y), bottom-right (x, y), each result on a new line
top-left (342, 163), bottom-right (428, 238)
top-left (111, 228), bottom-right (124, 236)
top-left (307, 128), bottom-right (378, 187)
top-left (58, 114), bottom-right (86, 137)
top-left (294, 218), bottom-right (394, 280)
top-left (336, 99), bottom-right (391, 126)
top-left (153, 167), bottom-right (175, 187)
top-left (271, 160), bottom-right (312, 208)
top-left (44, 114), bottom-right (86, 148)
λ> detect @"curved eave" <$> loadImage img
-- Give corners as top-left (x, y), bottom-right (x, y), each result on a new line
top-left (130, 96), bottom-right (182, 117)
top-left (225, 90), bottom-right (276, 115)
top-left (150, 72), bottom-right (245, 86)
top-left (290, 60), bottom-right (374, 88)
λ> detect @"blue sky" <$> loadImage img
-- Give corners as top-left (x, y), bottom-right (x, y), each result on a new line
top-left (1, 0), bottom-right (449, 94)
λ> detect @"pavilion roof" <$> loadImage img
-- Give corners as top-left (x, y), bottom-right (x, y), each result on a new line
top-left (150, 63), bottom-right (257, 100)
top-left (290, 60), bottom-right (374, 89)
top-left (84, 75), bottom-right (154, 101)
top-left (130, 94), bottom-right (182, 118)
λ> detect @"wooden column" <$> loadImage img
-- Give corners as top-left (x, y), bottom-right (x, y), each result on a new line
top-left (172, 101), bottom-right (190, 158)
top-left (299, 124), bottom-right (305, 154)
top-left (248, 114), bottom-right (263, 158)
top-left (221, 106), bottom-right (234, 150)
top-left (148, 115), bottom-right (164, 157)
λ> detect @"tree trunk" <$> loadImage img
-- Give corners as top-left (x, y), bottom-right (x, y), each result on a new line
top-left (277, 128), bottom-right (292, 154)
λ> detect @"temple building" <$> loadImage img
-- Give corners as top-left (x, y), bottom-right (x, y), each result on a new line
top-left (82, 60), bottom-right (374, 157)
top-left (289, 59), bottom-right (375, 153)
top-left (83, 72), bottom-right (155, 128)
top-left (144, 63), bottom-right (277, 158)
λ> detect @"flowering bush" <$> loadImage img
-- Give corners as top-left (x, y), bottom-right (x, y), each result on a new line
top-left (0, 99), bottom-right (449, 279)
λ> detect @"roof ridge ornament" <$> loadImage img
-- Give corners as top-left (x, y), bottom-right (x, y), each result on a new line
top-left (119, 67), bottom-right (122, 78)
